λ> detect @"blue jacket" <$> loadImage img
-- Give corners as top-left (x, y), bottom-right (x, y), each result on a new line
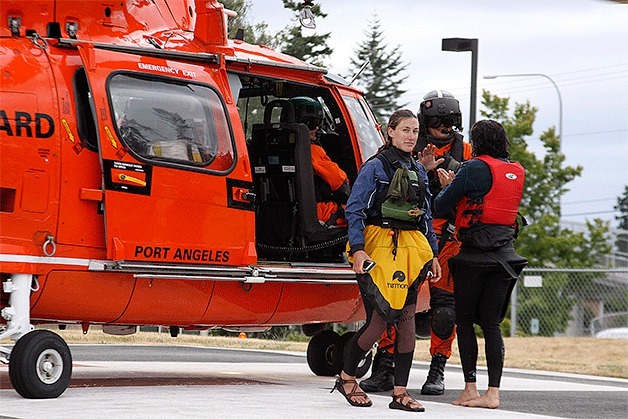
top-left (346, 148), bottom-right (438, 255)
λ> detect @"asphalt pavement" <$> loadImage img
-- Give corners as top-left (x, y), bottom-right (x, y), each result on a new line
top-left (1, 345), bottom-right (626, 418)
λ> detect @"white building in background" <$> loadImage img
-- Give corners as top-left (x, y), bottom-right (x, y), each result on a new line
top-left (554, 220), bottom-right (628, 337)
top-left (560, 220), bottom-right (627, 268)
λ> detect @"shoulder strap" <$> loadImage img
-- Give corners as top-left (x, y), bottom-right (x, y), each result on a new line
top-left (374, 150), bottom-right (407, 210)
top-left (449, 132), bottom-right (464, 162)
top-left (405, 160), bottom-right (423, 206)
top-left (514, 211), bottom-right (528, 238)
top-left (375, 149), bottom-right (401, 180)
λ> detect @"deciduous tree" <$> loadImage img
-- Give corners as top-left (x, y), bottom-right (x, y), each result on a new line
top-left (481, 91), bottom-right (612, 336)
top-left (480, 90), bottom-right (611, 268)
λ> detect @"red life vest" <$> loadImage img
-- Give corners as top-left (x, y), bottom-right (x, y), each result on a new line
top-left (456, 155), bottom-right (524, 229)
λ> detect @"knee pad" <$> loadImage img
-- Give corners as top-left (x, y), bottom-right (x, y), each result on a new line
top-left (431, 307), bottom-right (455, 339)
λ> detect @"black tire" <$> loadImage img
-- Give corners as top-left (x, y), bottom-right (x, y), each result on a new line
top-left (9, 330), bottom-right (72, 399)
top-left (301, 323), bottom-right (327, 337)
top-left (306, 329), bottom-right (340, 376)
top-left (331, 332), bottom-right (373, 378)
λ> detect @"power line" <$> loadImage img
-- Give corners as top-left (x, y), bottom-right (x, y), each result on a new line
top-left (561, 210), bottom-right (618, 217)
top-left (400, 63), bottom-right (628, 102)
top-left (482, 74), bottom-right (626, 97)
top-left (563, 197), bottom-right (619, 205)
top-left (483, 76), bottom-right (626, 94)
top-left (464, 68), bottom-right (627, 100)
top-left (550, 63), bottom-right (628, 77)
top-left (563, 129), bottom-right (628, 138)
top-left (484, 69), bottom-right (627, 87)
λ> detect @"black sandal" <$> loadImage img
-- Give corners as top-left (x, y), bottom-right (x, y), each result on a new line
top-left (389, 391), bottom-right (425, 412)
top-left (331, 376), bottom-right (373, 407)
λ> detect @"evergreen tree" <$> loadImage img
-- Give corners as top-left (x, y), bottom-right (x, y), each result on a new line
top-left (276, 1), bottom-right (333, 67)
top-left (614, 186), bottom-right (628, 253)
top-left (348, 15), bottom-right (408, 124)
top-left (219, 0), bottom-right (275, 47)
top-left (615, 186), bottom-right (628, 230)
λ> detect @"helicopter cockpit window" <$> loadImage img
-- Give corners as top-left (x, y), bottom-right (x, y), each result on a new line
top-left (342, 95), bottom-right (383, 161)
top-left (109, 74), bottom-right (234, 172)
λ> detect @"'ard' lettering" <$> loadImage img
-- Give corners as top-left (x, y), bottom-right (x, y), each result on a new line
top-left (0, 110), bottom-right (12, 136)
top-left (15, 112), bottom-right (32, 137)
top-left (36, 113), bottom-right (54, 138)
top-left (0, 110), bottom-right (55, 138)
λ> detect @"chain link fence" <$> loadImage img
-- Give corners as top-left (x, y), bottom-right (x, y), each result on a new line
top-left (510, 268), bottom-right (628, 337)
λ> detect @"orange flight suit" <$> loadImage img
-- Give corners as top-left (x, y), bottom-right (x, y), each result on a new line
top-left (311, 143), bottom-right (348, 226)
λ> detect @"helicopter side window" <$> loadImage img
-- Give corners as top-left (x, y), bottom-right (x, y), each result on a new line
top-left (74, 68), bottom-right (99, 151)
top-left (109, 74), bottom-right (234, 172)
top-left (343, 95), bottom-right (383, 161)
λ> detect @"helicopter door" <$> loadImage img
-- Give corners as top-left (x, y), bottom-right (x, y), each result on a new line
top-left (77, 45), bottom-right (255, 265)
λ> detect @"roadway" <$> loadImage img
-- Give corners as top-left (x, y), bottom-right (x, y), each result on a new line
top-left (1, 345), bottom-right (627, 418)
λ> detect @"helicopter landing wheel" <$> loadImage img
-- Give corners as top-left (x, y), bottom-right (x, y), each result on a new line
top-left (9, 330), bottom-right (73, 399)
top-left (306, 329), bottom-right (340, 376)
top-left (301, 323), bottom-right (327, 337)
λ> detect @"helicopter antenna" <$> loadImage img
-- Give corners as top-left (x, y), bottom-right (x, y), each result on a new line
top-left (299, 1), bottom-right (316, 29)
top-left (349, 60), bottom-right (370, 86)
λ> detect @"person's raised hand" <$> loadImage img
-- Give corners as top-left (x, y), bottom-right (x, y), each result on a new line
top-left (436, 168), bottom-right (455, 187)
top-left (417, 143), bottom-right (444, 170)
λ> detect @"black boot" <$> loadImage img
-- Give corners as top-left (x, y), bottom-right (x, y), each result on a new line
top-left (421, 353), bottom-right (447, 395)
top-left (359, 349), bottom-right (394, 392)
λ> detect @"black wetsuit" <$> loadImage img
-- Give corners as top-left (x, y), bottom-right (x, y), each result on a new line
top-left (434, 158), bottom-right (527, 388)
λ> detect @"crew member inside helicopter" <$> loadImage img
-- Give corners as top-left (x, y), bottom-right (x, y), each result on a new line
top-left (289, 96), bottom-right (350, 227)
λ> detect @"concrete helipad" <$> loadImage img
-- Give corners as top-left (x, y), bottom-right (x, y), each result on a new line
top-left (1, 346), bottom-right (626, 418)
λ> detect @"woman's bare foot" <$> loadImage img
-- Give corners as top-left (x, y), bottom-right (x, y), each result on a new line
top-left (461, 387), bottom-right (500, 409)
top-left (452, 390), bottom-right (481, 405)
top-left (452, 384), bottom-right (480, 405)
top-left (461, 393), bottom-right (499, 409)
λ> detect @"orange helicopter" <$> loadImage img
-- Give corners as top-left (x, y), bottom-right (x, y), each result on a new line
top-left (0, 0), bottom-right (430, 398)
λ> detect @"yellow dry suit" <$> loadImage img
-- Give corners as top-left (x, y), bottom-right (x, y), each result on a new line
top-left (349, 149), bottom-right (434, 323)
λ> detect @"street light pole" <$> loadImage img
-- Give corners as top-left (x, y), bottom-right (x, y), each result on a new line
top-left (483, 73), bottom-right (563, 140)
top-left (442, 38), bottom-right (479, 131)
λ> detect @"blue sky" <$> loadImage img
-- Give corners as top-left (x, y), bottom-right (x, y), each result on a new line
top-left (248, 0), bottom-right (627, 228)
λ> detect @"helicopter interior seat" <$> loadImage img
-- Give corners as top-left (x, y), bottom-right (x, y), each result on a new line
top-left (317, 131), bottom-right (349, 173)
top-left (250, 100), bottom-right (346, 261)
top-left (317, 129), bottom-right (357, 191)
